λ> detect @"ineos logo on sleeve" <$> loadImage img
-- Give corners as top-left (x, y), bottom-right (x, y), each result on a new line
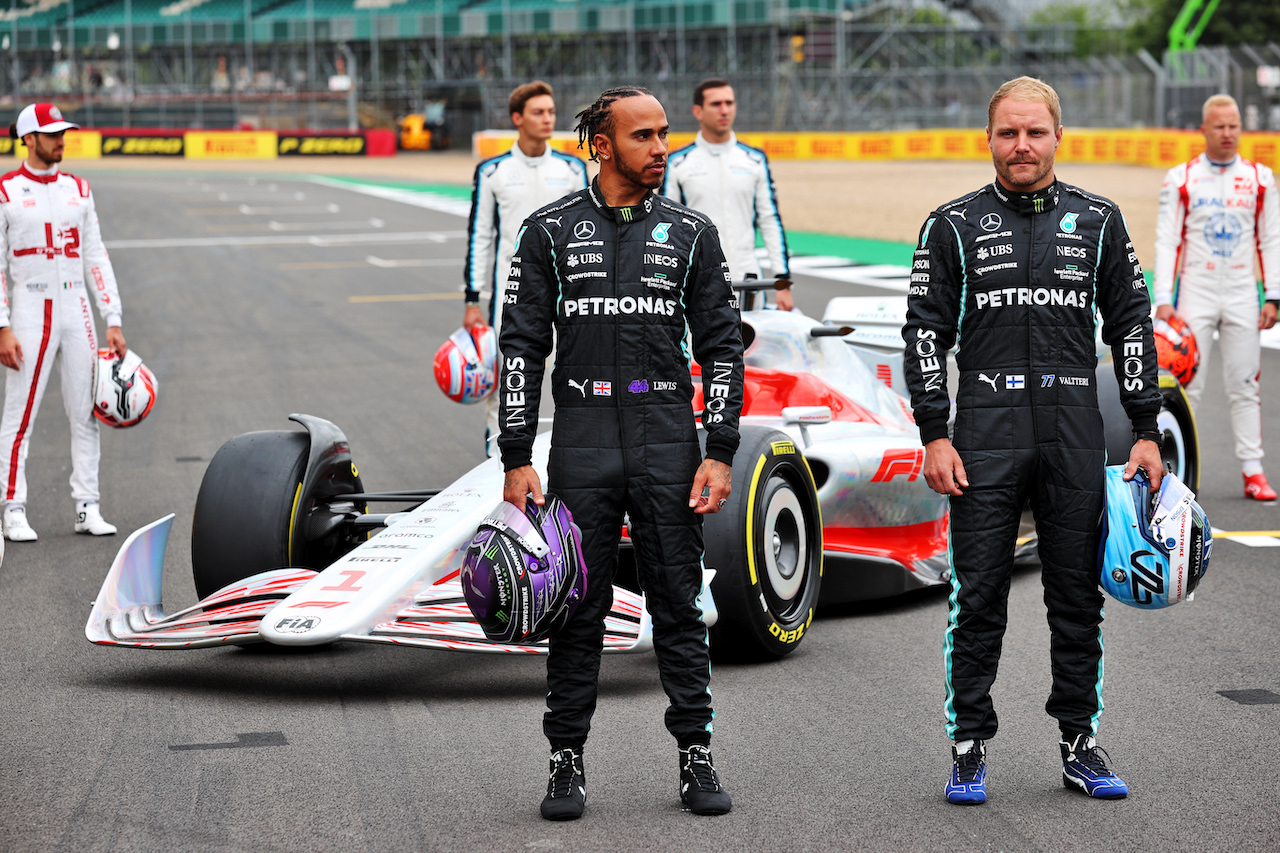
top-left (573, 221), bottom-right (596, 240)
top-left (980, 213), bottom-right (1002, 231)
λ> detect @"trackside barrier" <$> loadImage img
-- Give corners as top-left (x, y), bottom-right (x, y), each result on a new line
top-left (473, 129), bottom-right (1280, 170)
top-left (0, 129), bottom-right (397, 159)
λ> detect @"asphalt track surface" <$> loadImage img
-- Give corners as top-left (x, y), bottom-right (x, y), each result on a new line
top-left (2, 169), bottom-right (1278, 853)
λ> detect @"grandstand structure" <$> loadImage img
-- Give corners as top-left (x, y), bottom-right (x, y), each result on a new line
top-left (0, 0), bottom-right (1275, 136)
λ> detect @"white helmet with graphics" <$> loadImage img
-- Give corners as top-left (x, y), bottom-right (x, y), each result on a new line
top-left (93, 349), bottom-right (158, 428)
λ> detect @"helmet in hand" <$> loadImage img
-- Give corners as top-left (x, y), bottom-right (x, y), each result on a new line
top-left (1098, 466), bottom-right (1211, 609)
top-left (461, 495), bottom-right (587, 644)
top-left (93, 349), bottom-right (158, 428)
top-left (1153, 315), bottom-right (1199, 387)
top-left (433, 324), bottom-right (497, 404)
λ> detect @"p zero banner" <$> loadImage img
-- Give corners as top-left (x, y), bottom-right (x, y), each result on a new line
top-left (278, 134), bottom-right (366, 156)
top-left (101, 135), bottom-right (184, 156)
top-left (185, 131), bottom-right (277, 160)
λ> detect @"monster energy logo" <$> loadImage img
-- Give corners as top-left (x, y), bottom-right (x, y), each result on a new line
top-left (620, 207), bottom-right (633, 222)
top-left (484, 542), bottom-right (500, 560)
top-left (496, 610), bottom-right (510, 624)
top-left (1033, 197), bottom-right (1045, 213)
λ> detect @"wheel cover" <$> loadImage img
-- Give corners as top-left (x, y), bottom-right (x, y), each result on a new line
top-left (759, 479), bottom-right (808, 608)
top-left (1157, 408), bottom-right (1186, 481)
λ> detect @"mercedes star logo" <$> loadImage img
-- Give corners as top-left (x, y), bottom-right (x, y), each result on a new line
top-left (980, 212), bottom-right (1002, 232)
top-left (573, 220), bottom-right (596, 240)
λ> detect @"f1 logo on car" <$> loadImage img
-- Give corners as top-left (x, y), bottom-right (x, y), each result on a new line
top-left (871, 448), bottom-right (924, 482)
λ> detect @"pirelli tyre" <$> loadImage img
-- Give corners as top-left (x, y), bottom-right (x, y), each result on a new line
top-left (191, 421), bottom-right (366, 599)
top-left (703, 426), bottom-right (823, 661)
top-left (1097, 366), bottom-right (1200, 491)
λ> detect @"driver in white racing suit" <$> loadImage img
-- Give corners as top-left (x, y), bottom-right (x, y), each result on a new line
top-left (663, 78), bottom-right (793, 311)
top-left (1154, 94), bottom-right (1280, 500)
top-left (0, 103), bottom-right (126, 541)
top-left (462, 80), bottom-right (589, 456)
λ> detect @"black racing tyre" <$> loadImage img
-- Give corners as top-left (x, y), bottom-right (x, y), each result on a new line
top-left (1156, 377), bottom-right (1200, 491)
top-left (1097, 366), bottom-right (1200, 491)
top-left (704, 426), bottom-right (823, 661)
top-left (191, 430), bottom-right (365, 599)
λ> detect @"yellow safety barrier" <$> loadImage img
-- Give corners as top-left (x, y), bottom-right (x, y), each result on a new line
top-left (185, 131), bottom-right (278, 160)
top-left (9, 131), bottom-right (103, 159)
top-left (473, 128), bottom-right (1280, 170)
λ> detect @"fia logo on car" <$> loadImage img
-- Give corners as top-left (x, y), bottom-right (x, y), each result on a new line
top-left (274, 616), bottom-right (321, 633)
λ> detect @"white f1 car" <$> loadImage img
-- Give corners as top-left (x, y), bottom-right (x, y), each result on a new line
top-left (87, 292), bottom-right (956, 662)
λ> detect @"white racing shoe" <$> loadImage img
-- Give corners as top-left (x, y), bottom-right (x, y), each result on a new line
top-left (4, 505), bottom-right (38, 542)
top-left (75, 502), bottom-right (117, 536)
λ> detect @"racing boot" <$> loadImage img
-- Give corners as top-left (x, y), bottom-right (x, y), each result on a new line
top-left (945, 739), bottom-right (987, 805)
top-left (1060, 733), bottom-right (1128, 799)
top-left (679, 744), bottom-right (732, 815)
top-left (4, 504), bottom-right (37, 542)
top-left (1243, 472), bottom-right (1277, 501)
top-left (540, 747), bottom-right (585, 821)
top-left (74, 501), bottom-right (117, 536)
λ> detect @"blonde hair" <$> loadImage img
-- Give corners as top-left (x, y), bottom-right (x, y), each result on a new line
top-left (1202, 94), bottom-right (1239, 121)
top-left (988, 76), bottom-right (1061, 129)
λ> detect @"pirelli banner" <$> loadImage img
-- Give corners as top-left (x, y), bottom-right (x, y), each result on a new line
top-left (278, 134), bottom-right (367, 156)
top-left (4, 128), bottom-right (396, 159)
top-left (102, 134), bottom-right (184, 156)
top-left (473, 129), bottom-right (1280, 170)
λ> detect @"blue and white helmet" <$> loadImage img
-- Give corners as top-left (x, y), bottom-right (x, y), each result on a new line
top-left (1098, 466), bottom-right (1211, 609)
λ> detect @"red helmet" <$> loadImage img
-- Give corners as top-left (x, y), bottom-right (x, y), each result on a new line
top-left (433, 324), bottom-right (497, 404)
top-left (1153, 315), bottom-right (1199, 387)
top-left (93, 349), bottom-right (158, 428)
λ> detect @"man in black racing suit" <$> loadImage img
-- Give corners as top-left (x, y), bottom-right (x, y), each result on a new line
top-left (499, 87), bottom-right (743, 820)
top-left (902, 77), bottom-right (1164, 805)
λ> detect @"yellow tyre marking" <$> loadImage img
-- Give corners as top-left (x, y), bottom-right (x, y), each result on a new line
top-left (287, 482), bottom-right (303, 566)
top-left (745, 453), bottom-right (769, 586)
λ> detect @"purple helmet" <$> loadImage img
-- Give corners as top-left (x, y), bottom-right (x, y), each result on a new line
top-left (461, 494), bottom-right (588, 643)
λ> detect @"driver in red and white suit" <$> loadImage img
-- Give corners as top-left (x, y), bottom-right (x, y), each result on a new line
top-left (0, 103), bottom-right (126, 541)
top-left (1154, 94), bottom-right (1280, 500)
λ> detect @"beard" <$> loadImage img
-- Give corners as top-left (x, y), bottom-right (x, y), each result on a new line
top-left (995, 155), bottom-right (1052, 189)
top-left (34, 138), bottom-right (64, 164)
top-left (615, 154), bottom-right (664, 191)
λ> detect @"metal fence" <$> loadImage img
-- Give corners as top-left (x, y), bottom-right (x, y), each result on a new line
top-left (0, 3), bottom-right (1277, 137)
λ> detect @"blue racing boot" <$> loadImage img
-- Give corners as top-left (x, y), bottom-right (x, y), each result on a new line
top-left (945, 739), bottom-right (987, 805)
top-left (1060, 733), bottom-right (1128, 799)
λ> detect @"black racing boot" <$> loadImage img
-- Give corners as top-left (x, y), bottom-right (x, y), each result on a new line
top-left (679, 744), bottom-right (732, 816)
top-left (540, 747), bottom-right (586, 821)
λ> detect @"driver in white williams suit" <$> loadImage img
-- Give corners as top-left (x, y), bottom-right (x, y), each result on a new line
top-left (1153, 93), bottom-right (1280, 501)
top-left (462, 80), bottom-right (589, 456)
top-left (663, 78), bottom-right (793, 311)
top-left (0, 103), bottom-right (126, 541)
